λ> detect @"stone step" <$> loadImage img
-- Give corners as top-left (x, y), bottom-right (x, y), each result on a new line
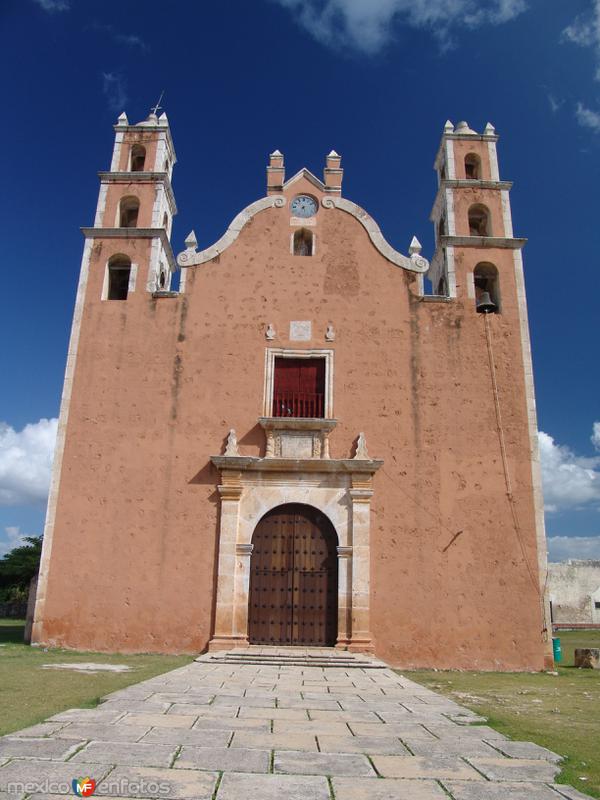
top-left (198, 649), bottom-right (386, 669)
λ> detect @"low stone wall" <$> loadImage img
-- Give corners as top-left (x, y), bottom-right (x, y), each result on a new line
top-left (548, 560), bottom-right (600, 625)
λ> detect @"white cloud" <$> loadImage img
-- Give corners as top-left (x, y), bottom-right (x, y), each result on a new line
top-left (538, 429), bottom-right (600, 513)
top-left (0, 419), bottom-right (57, 507)
top-left (32, 0), bottom-right (70, 11)
top-left (592, 422), bottom-right (600, 451)
top-left (575, 102), bottom-right (600, 132)
top-left (273, 0), bottom-right (526, 53)
top-left (547, 535), bottom-right (600, 562)
top-left (563, 1), bottom-right (600, 49)
top-left (0, 526), bottom-right (32, 558)
top-left (114, 33), bottom-right (148, 51)
top-left (563, 0), bottom-right (600, 93)
top-left (102, 73), bottom-right (129, 114)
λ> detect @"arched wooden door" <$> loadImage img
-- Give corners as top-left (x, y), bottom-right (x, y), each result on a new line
top-left (248, 504), bottom-right (338, 646)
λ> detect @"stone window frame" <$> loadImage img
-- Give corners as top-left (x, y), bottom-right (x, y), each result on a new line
top-left (263, 348), bottom-right (334, 419)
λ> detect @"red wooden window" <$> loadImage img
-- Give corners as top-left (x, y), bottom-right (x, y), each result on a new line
top-left (273, 357), bottom-right (325, 418)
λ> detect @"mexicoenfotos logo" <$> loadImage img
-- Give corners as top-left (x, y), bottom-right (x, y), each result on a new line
top-left (72, 777), bottom-right (96, 797)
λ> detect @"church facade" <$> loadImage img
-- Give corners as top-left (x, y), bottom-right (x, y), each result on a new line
top-left (32, 113), bottom-right (553, 670)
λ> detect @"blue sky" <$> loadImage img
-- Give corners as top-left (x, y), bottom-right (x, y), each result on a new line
top-left (0, 0), bottom-right (599, 561)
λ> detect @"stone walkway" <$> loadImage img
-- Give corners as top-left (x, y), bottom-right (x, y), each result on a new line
top-left (0, 647), bottom-right (593, 800)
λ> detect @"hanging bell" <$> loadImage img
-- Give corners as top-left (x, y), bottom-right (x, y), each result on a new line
top-left (476, 291), bottom-right (496, 314)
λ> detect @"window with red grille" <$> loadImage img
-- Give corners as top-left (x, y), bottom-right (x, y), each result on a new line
top-left (273, 357), bottom-right (325, 418)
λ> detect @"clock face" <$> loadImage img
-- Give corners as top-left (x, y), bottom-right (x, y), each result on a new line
top-left (290, 194), bottom-right (318, 218)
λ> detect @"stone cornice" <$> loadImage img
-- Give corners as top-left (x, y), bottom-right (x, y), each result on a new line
top-left (81, 227), bottom-right (178, 272)
top-left (98, 171), bottom-right (177, 215)
top-left (321, 197), bottom-right (429, 274)
top-left (211, 456), bottom-right (383, 475)
top-left (440, 235), bottom-right (527, 250)
top-left (429, 180), bottom-right (512, 218)
top-left (258, 417), bottom-right (338, 432)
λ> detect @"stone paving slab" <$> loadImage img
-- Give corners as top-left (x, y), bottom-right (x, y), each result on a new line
top-left (0, 761), bottom-right (113, 794)
top-left (442, 781), bottom-right (568, 799)
top-left (467, 757), bottom-right (561, 782)
top-left (371, 755), bottom-right (484, 780)
top-left (191, 717), bottom-right (270, 732)
top-left (317, 734), bottom-right (410, 755)
top-left (216, 772), bottom-right (330, 800)
top-left (0, 650), bottom-right (596, 800)
top-left (119, 713), bottom-right (195, 729)
top-left (0, 737), bottom-right (85, 761)
top-left (229, 731), bottom-right (318, 751)
top-left (550, 785), bottom-right (598, 799)
top-left (54, 723), bottom-right (152, 742)
top-left (96, 766), bottom-right (218, 799)
top-left (404, 737), bottom-right (499, 757)
top-left (332, 776), bottom-right (450, 800)
top-left (4, 723), bottom-right (65, 738)
top-left (174, 745), bottom-right (270, 773)
top-left (274, 749), bottom-right (375, 776)
top-left (72, 741), bottom-right (178, 768)
top-left (489, 740), bottom-right (564, 762)
top-left (140, 727), bottom-right (232, 747)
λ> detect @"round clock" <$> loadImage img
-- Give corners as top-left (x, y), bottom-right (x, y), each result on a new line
top-left (290, 194), bottom-right (318, 218)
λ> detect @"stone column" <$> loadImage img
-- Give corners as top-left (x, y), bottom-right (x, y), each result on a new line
top-left (209, 472), bottom-right (248, 651)
top-left (233, 543), bottom-right (253, 642)
top-left (336, 546), bottom-right (353, 648)
top-left (348, 474), bottom-right (375, 652)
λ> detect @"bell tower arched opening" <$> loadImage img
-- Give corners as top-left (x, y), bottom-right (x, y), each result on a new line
top-left (248, 503), bottom-right (338, 646)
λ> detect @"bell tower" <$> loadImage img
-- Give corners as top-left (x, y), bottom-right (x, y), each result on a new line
top-left (428, 120), bottom-right (553, 666)
top-left (85, 110), bottom-right (178, 298)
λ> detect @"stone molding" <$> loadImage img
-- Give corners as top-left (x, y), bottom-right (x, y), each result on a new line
top-left (81, 227), bottom-right (178, 273)
top-left (321, 197), bottom-right (428, 273)
top-left (98, 172), bottom-right (177, 214)
top-left (440, 235), bottom-right (527, 250)
top-left (337, 546), bottom-right (353, 558)
top-left (176, 196), bottom-right (287, 267)
top-left (211, 456), bottom-right (383, 474)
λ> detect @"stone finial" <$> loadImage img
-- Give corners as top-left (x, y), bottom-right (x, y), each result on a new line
top-left (354, 432), bottom-right (370, 460)
top-left (184, 230), bottom-right (198, 251)
top-left (325, 324), bottom-right (335, 342)
top-left (117, 112), bottom-right (129, 125)
top-left (158, 112), bottom-right (169, 125)
top-left (265, 324), bottom-right (276, 341)
top-left (454, 121), bottom-right (477, 135)
top-left (224, 429), bottom-right (240, 457)
top-left (324, 150), bottom-right (343, 195)
top-left (267, 150), bottom-right (285, 194)
top-left (409, 236), bottom-right (422, 255)
top-left (484, 122), bottom-right (496, 135)
top-left (444, 120), bottom-right (454, 133)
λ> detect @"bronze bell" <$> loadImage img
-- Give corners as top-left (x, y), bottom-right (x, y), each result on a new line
top-left (476, 291), bottom-right (497, 314)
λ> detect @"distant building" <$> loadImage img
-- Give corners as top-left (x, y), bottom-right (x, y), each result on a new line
top-left (32, 113), bottom-right (553, 669)
top-left (549, 561), bottom-right (600, 626)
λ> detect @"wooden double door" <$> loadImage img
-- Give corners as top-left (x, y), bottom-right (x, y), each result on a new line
top-left (248, 504), bottom-right (338, 646)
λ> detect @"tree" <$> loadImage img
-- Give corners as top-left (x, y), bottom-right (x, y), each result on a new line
top-left (0, 536), bottom-right (43, 602)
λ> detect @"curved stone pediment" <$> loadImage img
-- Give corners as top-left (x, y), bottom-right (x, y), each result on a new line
top-left (176, 190), bottom-right (428, 273)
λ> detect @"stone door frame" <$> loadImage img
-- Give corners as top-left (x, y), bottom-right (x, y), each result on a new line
top-left (209, 454), bottom-right (382, 653)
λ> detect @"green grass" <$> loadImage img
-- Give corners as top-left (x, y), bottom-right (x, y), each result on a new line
top-left (0, 619), bottom-right (193, 736)
top-left (403, 630), bottom-right (600, 799)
